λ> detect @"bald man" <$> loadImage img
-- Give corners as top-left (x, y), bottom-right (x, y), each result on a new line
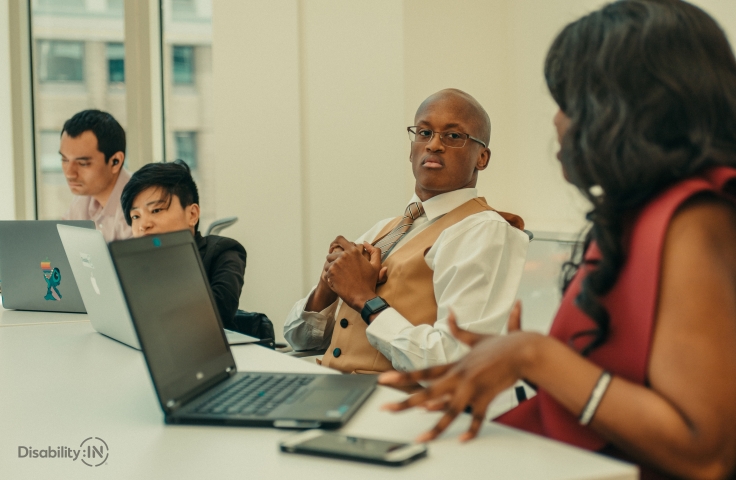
top-left (284, 89), bottom-right (529, 376)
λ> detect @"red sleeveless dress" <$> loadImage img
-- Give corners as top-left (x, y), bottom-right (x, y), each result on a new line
top-left (496, 167), bottom-right (736, 455)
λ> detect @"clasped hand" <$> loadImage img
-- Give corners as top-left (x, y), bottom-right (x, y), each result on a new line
top-left (378, 301), bottom-right (534, 442)
top-left (321, 236), bottom-right (388, 312)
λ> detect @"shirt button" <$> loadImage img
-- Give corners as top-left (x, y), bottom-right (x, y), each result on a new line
top-left (340, 318), bottom-right (348, 328)
top-left (333, 347), bottom-right (342, 358)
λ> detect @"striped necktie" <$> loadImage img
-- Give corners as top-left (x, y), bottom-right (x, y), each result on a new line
top-left (373, 202), bottom-right (424, 261)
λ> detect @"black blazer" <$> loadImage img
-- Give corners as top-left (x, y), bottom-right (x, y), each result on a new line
top-left (195, 232), bottom-right (247, 330)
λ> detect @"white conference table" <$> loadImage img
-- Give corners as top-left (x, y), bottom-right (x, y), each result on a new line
top-left (0, 306), bottom-right (88, 327)
top-left (0, 309), bottom-right (638, 480)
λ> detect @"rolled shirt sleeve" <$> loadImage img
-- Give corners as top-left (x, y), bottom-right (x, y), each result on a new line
top-left (283, 289), bottom-right (339, 351)
top-left (283, 218), bottom-right (394, 351)
top-left (365, 212), bottom-right (529, 372)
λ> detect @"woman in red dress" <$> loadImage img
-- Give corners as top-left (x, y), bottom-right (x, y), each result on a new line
top-left (379, 0), bottom-right (736, 478)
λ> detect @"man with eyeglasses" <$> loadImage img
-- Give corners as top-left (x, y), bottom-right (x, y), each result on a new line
top-left (284, 89), bottom-right (528, 391)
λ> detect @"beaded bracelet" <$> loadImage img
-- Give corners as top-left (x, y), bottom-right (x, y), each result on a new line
top-left (579, 370), bottom-right (612, 426)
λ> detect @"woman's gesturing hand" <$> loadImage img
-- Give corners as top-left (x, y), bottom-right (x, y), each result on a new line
top-left (378, 301), bottom-right (536, 442)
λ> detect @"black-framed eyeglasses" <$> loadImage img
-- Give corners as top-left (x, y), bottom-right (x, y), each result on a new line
top-left (407, 126), bottom-right (487, 149)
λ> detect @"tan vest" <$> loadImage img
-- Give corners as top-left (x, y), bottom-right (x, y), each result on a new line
top-left (320, 197), bottom-right (524, 374)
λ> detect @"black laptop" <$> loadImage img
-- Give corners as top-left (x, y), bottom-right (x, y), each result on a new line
top-left (109, 230), bottom-right (376, 428)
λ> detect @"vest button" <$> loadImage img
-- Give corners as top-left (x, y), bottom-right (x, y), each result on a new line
top-left (340, 318), bottom-right (348, 328)
top-left (333, 347), bottom-right (342, 358)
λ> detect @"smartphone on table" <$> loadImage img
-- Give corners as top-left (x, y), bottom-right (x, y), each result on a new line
top-left (279, 430), bottom-right (427, 466)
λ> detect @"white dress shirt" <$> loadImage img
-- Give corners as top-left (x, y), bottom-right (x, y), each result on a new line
top-left (284, 188), bottom-right (529, 374)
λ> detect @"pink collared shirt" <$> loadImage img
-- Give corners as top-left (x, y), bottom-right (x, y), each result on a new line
top-left (62, 168), bottom-right (133, 243)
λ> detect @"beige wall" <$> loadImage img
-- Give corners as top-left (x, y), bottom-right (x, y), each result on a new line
top-left (403, 0), bottom-right (602, 235)
top-left (213, 0), bottom-right (305, 340)
top-left (213, 0), bottom-right (407, 339)
top-left (212, 0), bottom-right (736, 340)
top-left (299, 0), bottom-right (406, 293)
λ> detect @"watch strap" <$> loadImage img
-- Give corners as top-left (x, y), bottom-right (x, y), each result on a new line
top-left (360, 296), bottom-right (390, 324)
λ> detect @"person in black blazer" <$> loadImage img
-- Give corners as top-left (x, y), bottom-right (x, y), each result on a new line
top-left (120, 160), bottom-right (246, 329)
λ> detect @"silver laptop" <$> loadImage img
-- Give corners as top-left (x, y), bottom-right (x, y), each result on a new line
top-left (109, 230), bottom-right (376, 428)
top-left (57, 225), bottom-right (259, 349)
top-left (0, 220), bottom-right (93, 313)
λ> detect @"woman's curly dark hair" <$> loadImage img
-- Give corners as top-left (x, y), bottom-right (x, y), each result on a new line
top-left (547, 0), bottom-right (736, 355)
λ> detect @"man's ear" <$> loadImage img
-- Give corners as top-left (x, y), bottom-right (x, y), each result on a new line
top-left (110, 152), bottom-right (125, 174)
top-left (476, 147), bottom-right (491, 171)
top-left (187, 203), bottom-right (201, 228)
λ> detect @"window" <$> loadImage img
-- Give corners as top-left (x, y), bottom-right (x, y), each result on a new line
top-left (175, 132), bottom-right (198, 170)
top-left (172, 46), bottom-right (195, 85)
top-left (172, 0), bottom-right (197, 20)
top-left (164, 1), bottom-right (215, 229)
top-left (107, 43), bottom-right (125, 83)
top-left (31, 3), bottom-right (125, 220)
top-left (35, 0), bottom-right (86, 15)
top-left (37, 41), bottom-right (85, 83)
top-left (107, 0), bottom-right (123, 14)
top-left (39, 131), bottom-right (62, 173)
top-left (29, 2), bottom-right (212, 221)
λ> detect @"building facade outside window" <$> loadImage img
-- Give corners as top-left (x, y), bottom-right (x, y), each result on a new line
top-left (107, 43), bottom-right (125, 84)
top-left (31, 0), bottom-right (126, 219)
top-left (107, 0), bottom-right (123, 14)
top-left (37, 0), bottom-right (86, 14)
top-left (172, 46), bottom-right (195, 85)
top-left (174, 131), bottom-right (198, 170)
top-left (29, 0), bottom-right (215, 226)
top-left (172, 0), bottom-right (197, 20)
top-left (37, 40), bottom-right (85, 83)
top-left (39, 130), bottom-right (63, 173)
top-left (163, 0), bottom-right (216, 230)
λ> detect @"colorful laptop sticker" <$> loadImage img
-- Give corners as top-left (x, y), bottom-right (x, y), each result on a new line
top-left (41, 259), bottom-right (62, 301)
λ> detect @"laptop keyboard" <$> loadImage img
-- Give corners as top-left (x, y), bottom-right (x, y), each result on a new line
top-left (194, 374), bottom-right (315, 417)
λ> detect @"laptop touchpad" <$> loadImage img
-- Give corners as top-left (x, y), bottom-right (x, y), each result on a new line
top-left (302, 389), bottom-right (350, 407)
top-left (278, 388), bottom-right (353, 418)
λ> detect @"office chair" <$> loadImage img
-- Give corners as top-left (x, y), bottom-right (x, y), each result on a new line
top-left (205, 216), bottom-right (238, 236)
top-left (232, 310), bottom-right (287, 349)
top-left (202, 216), bottom-right (285, 347)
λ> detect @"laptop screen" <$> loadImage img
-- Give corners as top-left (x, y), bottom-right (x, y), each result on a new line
top-left (110, 232), bottom-right (234, 408)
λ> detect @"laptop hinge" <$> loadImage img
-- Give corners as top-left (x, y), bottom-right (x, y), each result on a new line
top-left (165, 366), bottom-right (236, 414)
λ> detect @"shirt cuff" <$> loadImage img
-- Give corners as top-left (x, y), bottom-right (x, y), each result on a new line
top-left (299, 289), bottom-right (338, 336)
top-left (365, 307), bottom-right (413, 356)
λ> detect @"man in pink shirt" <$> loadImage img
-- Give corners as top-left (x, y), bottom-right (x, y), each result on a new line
top-left (60, 110), bottom-right (132, 242)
